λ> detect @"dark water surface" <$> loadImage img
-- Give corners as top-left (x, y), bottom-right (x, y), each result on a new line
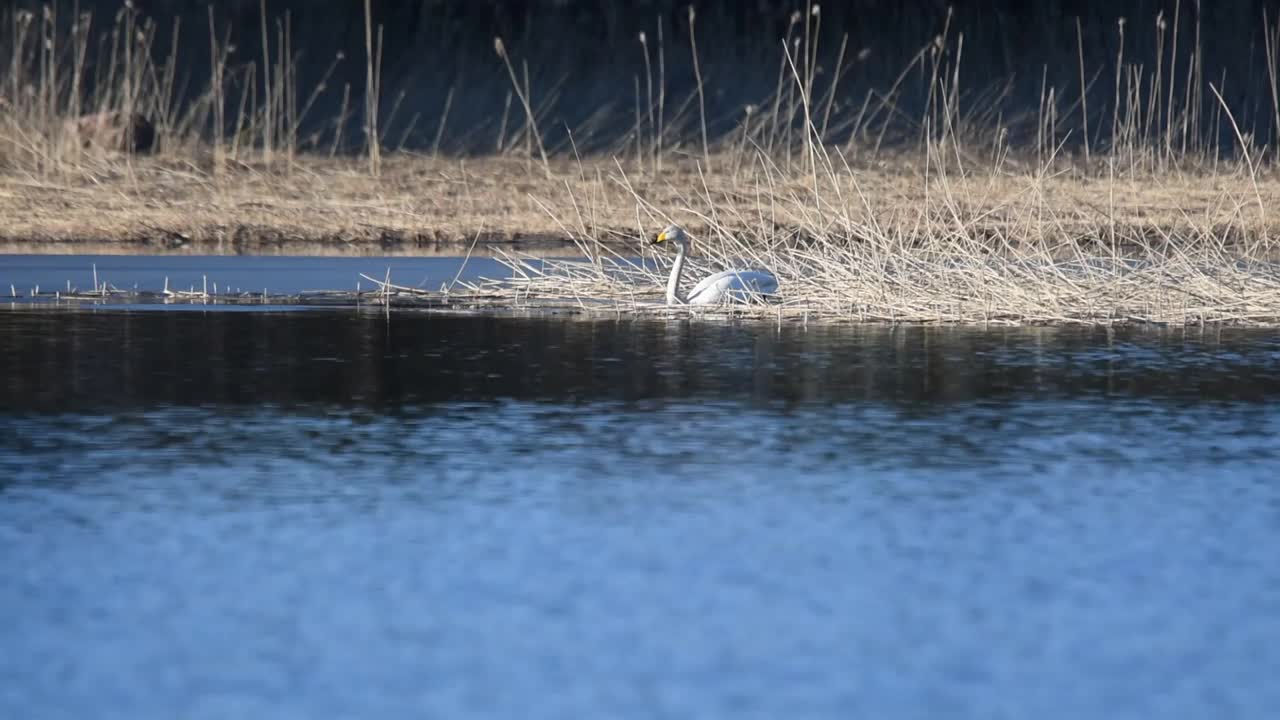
top-left (3, 308), bottom-right (1280, 719)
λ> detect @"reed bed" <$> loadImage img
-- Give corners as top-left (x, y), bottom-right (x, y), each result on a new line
top-left (483, 240), bottom-right (1280, 325)
top-left (477, 178), bottom-right (1280, 325)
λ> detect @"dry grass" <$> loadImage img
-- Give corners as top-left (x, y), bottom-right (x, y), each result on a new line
top-left (4, 3), bottom-right (1280, 324)
top-left (5, 149), bottom-right (1280, 324)
top-left (4, 152), bottom-right (1279, 253)
top-left (454, 151), bottom-right (1280, 325)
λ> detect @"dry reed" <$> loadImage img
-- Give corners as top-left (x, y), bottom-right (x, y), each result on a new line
top-left (3, 3), bottom-right (1280, 325)
top-left (472, 161), bottom-right (1280, 325)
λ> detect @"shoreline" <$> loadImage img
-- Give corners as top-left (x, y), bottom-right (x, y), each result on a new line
top-left (4, 153), bottom-right (1280, 326)
top-left (0, 233), bottom-right (604, 257)
top-left (4, 154), bottom-right (1280, 257)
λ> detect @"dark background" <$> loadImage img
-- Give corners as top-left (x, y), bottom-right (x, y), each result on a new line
top-left (5, 0), bottom-right (1279, 154)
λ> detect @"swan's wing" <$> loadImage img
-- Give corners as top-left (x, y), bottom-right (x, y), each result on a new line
top-left (687, 269), bottom-right (779, 305)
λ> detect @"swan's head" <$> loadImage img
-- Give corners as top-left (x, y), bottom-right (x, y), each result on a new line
top-left (651, 224), bottom-right (691, 250)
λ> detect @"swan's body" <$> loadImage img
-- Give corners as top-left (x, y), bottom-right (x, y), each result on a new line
top-left (653, 225), bottom-right (778, 306)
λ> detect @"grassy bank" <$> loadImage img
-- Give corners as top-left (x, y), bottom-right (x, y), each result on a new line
top-left (3, 3), bottom-right (1280, 323)
top-left (4, 152), bottom-right (1278, 256)
top-left (6, 150), bottom-right (1278, 324)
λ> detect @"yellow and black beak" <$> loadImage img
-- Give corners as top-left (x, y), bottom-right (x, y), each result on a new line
top-left (651, 230), bottom-right (667, 245)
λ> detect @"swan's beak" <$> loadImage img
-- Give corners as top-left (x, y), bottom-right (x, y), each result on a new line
top-left (651, 231), bottom-right (667, 245)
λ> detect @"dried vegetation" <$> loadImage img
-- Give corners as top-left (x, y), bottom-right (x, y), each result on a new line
top-left (4, 2), bottom-right (1280, 323)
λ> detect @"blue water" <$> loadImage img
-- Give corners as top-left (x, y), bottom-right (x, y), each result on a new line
top-left (2, 308), bottom-right (1279, 719)
top-left (0, 254), bottom-right (511, 297)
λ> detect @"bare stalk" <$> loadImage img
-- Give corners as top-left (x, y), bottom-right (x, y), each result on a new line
top-left (363, 0), bottom-right (380, 176)
top-left (688, 6), bottom-right (709, 170)
top-left (259, 0), bottom-right (272, 164)
top-left (432, 86), bottom-right (454, 159)
top-left (1076, 17), bottom-right (1090, 167)
top-left (493, 37), bottom-right (550, 179)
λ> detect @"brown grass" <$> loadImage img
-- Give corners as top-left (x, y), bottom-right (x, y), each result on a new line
top-left (5, 148), bottom-right (1280, 324)
top-left (4, 3), bottom-right (1280, 324)
top-left (452, 149), bottom-right (1280, 325)
top-left (3, 152), bottom-right (1280, 255)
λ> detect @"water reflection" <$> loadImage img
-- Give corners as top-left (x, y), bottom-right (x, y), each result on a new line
top-left (4, 309), bottom-right (1280, 412)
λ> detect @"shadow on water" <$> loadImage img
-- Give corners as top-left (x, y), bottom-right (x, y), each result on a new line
top-left (4, 308), bottom-right (1280, 412)
top-left (4, 305), bottom-right (1280, 495)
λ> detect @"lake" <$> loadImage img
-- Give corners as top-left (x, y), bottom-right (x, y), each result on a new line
top-left (0, 253), bottom-right (513, 299)
top-left (2, 277), bottom-right (1280, 717)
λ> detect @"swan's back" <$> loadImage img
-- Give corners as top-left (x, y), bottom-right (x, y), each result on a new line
top-left (686, 269), bottom-right (779, 305)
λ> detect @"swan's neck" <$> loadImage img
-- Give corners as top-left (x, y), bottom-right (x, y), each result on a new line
top-left (666, 244), bottom-right (687, 305)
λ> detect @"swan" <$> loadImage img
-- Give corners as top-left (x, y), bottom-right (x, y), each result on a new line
top-left (650, 224), bottom-right (779, 306)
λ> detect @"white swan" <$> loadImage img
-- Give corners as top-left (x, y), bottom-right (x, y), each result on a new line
top-left (651, 225), bottom-right (778, 306)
